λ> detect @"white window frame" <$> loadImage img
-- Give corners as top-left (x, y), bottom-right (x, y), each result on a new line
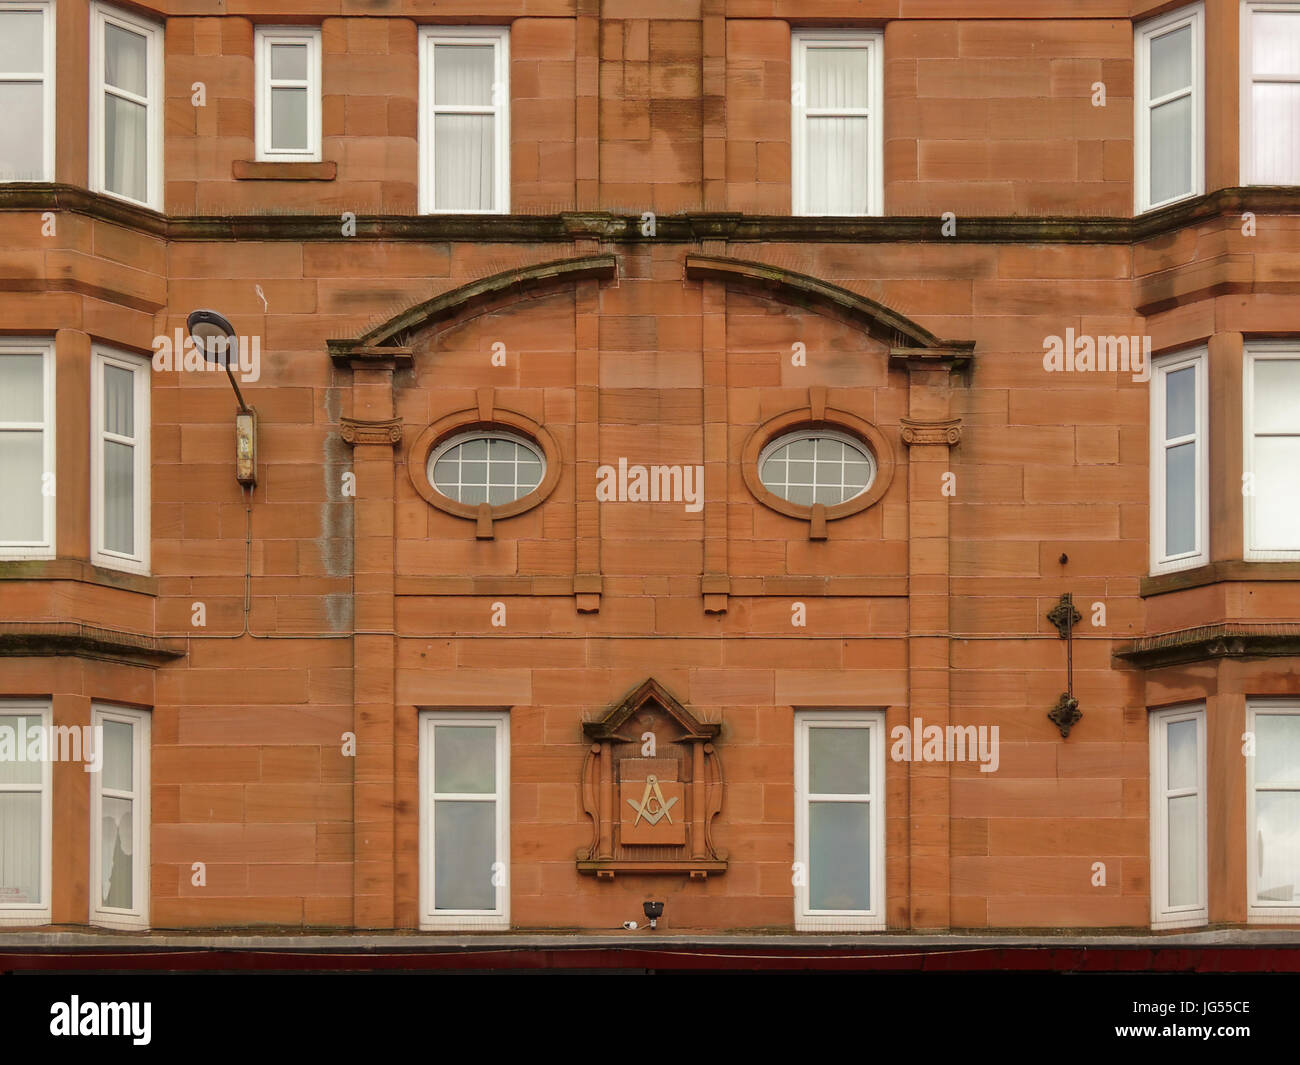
top-left (418, 26), bottom-right (510, 215)
top-left (1243, 341), bottom-right (1300, 560)
top-left (0, 337), bottom-right (55, 559)
top-left (1149, 704), bottom-right (1207, 929)
top-left (794, 710), bottom-right (886, 931)
top-left (254, 26), bottom-right (322, 163)
top-left (1149, 346), bottom-right (1209, 574)
top-left (1246, 700), bottom-right (1300, 921)
top-left (791, 29), bottom-right (883, 218)
top-left (89, 702), bottom-right (150, 930)
top-left (1240, 1), bottom-right (1300, 185)
top-left (0, 699), bottom-right (53, 926)
top-left (89, 2), bottom-right (163, 210)
top-left (90, 345), bottom-right (150, 574)
top-left (0, 0), bottom-right (56, 182)
top-left (758, 428), bottom-right (877, 507)
top-left (418, 710), bottom-right (510, 930)
top-left (427, 429), bottom-right (546, 506)
top-left (1134, 3), bottom-right (1205, 213)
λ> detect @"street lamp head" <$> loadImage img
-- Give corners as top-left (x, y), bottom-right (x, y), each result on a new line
top-left (186, 309), bottom-right (237, 366)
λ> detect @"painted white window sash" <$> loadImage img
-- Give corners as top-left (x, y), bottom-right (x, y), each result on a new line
top-left (1243, 342), bottom-right (1300, 559)
top-left (418, 710), bottom-right (510, 930)
top-left (0, 337), bottom-right (56, 558)
top-left (418, 26), bottom-right (510, 214)
top-left (794, 710), bottom-right (886, 931)
top-left (1149, 346), bottom-right (1209, 574)
top-left (255, 26), bottom-right (322, 162)
top-left (90, 703), bottom-right (150, 929)
top-left (1149, 704), bottom-right (1207, 928)
top-left (791, 30), bottom-right (883, 217)
top-left (0, 0), bottom-right (56, 181)
top-left (0, 700), bottom-right (53, 926)
top-left (89, 2), bottom-right (163, 209)
top-left (1247, 701), bottom-right (1300, 920)
top-left (1241, 1), bottom-right (1300, 185)
top-left (1134, 4), bottom-right (1205, 213)
top-left (90, 345), bottom-right (150, 574)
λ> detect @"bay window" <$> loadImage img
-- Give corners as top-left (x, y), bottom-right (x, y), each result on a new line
top-left (90, 3), bottom-right (162, 209)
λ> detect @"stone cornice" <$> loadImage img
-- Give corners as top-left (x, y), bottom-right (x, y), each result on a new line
top-left (1113, 623), bottom-right (1300, 669)
top-left (3, 185), bottom-right (1299, 245)
top-left (0, 623), bottom-right (185, 667)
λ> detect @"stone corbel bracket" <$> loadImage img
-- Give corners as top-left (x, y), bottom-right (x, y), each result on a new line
top-left (340, 417), bottom-right (404, 447)
top-left (900, 417), bottom-right (963, 448)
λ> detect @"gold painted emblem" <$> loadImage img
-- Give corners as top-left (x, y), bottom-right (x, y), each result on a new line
top-left (626, 774), bottom-right (679, 826)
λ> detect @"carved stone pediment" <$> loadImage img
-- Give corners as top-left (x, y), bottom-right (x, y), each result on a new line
top-left (577, 679), bottom-right (726, 879)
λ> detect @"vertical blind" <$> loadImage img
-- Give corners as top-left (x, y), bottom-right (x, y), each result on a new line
top-left (799, 43), bottom-right (872, 216)
top-left (1249, 356), bottom-right (1300, 553)
top-left (1248, 10), bottom-right (1300, 184)
top-left (0, 8), bottom-right (46, 180)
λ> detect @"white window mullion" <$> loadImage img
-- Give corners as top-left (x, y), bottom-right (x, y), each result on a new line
top-left (1149, 346), bottom-right (1208, 574)
top-left (90, 345), bottom-right (150, 574)
top-left (0, 701), bottom-right (53, 926)
top-left (1149, 704), bottom-right (1207, 928)
top-left (419, 26), bottom-right (510, 215)
top-left (791, 30), bottom-right (882, 217)
top-left (1244, 343), bottom-right (1300, 559)
top-left (0, 1), bottom-right (55, 182)
top-left (419, 710), bottom-right (510, 930)
top-left (255, 27), bottom-right (322, 162)
top-left (1135, 4), bottom-right (1204, 213)
top-left (90, 703), bottom-right (151, 929)
top-left (90, 3), bottom-right (163, 209)
top-left (794, 711), bottom-right (885, 931)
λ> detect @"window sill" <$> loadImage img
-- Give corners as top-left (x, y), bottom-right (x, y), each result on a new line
top-left (233, 160), bottom-right (336, 181)
top-left (1140, 560), bottom-right (1300, 597)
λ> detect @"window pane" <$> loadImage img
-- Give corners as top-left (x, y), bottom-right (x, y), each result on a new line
top-left (0, 793), bottom-right (42, 904)
top-left (0, 354), bottom-right (43, 422)
top-left (809, 726), bottom-right (870, 794)
top-left (271, 87), bottom-right (308, 150)
top-left (434, 114), bottom-right (495, 210)
top-left (1149, 95), bottom-right (1192, 205)
top-left (433, 725), bottom-right (495, 793)
top-left (102, 719), bottom-right (133, 792)
top-left (1252, 12), bottom-right (1300, 77)
top-left (1256, 791), bottom-right (1300, 903)
top-left (1253, 359), bottom-right (1300, 435)
top-left (0, 715), bottom-right (42, 785)
top-left (104, 94), bottom-right (148, 203)
top-left (809, 801), bottom-right (870, 910)
top-left (0, 82), bottom-right (44, 181)
top-left (104, 439), bottom-right (135, 555)
top-left (806, 116), bottom-right (869, 215)
top-left (0, 431), bottom-right (43, 543)
top-left (1149, 25), bottom-right (1192, 98)
top-left (433, 800), bottom-right (495, 909)
top-left (100, 795), bottom-right (133, 908)
top-left (1165, 365), bottom-right (1195, 440)
top-left (1257, 714), bottom-right (1300, 785)
top-left (1167, 793), bottom-right (1198, 908)
top-left (1167, 718), bottom-right (1197, 791)
top-left (1251, 83), bottom-right (1300, 185)
top-left (104, 364), bottom-right (134, 437)
top-left (0, 10), bottom-right (44, 74)
top-left (1252, 437), bottom-right (1300, 551)
top-left (104, 23), bottom-right (148, 97)
top-left (433, 44), bottom-right (494, 106)
top-left (270, 42), bottom-right (307, 81)
top-left (1164, 440), bottom-right (1195, 557)
top-left (806, 46), bottom-right (869, 109)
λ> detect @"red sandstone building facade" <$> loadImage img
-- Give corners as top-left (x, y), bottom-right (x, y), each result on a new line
top-left (1, 0), bottom-right (1299, 965)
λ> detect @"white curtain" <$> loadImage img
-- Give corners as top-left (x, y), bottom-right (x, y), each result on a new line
top-left (433, 44), bottom-right (495, 210)
top-left (0, 10), bottom-right (45, 180)
top-left (1251, 12), bottom-right (1300, 184)
top-left (804, 47), bottom-right (870, 216)
top-left (104, 23), bottom-right (148, 202)
top-left (1251, 359), bottom-right (1300, 552)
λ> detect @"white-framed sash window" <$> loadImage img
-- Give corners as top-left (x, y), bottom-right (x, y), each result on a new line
top-left (255, 26), bottom-right (322, 162)
top-left (1135, 4), bottom-right (1204, 212)
top-left (1150, 346), bottom-right (1209, 574)
top-left (1149, 704), bottom-right (1207, 928)
top-left (0, 0), bottom-right (55, 181)
top-left (0, 337), bottom-right (55, 558)
top-left (90, 703), bottom-right (150, 929)
top-left (90, 2), bottom-right (163, 209)
top-left (90, 345), bottom-right (150, 574)
top-left (1241, 1), bottom-right (1300, 185)
top-left (1244, 342), bottom-right (1300, 559)
top-left (0, 700), bottom-right (52, 926)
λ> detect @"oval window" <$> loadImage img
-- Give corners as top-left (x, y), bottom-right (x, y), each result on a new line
top-left (758, 429), bottom-right (876, 507)
top-left (428, 430), bottom-right (545, 506)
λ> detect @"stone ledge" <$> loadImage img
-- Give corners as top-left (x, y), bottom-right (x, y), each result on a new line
top-left (232, 160), bottom-right (337, 181)
top-left (1141, 560), bottom-right (1300, 596)
top-left (1114, 623), bottom-right (1300, 669)
top-left (0, 622), bottom-right (185, 666)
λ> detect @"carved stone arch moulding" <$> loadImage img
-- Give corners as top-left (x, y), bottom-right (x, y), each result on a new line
top-left (741, 388), bottom-right (897, 539)
top-left (578, 678), bottom-right (726, 879)
top-left (406, 392), bottom-right (562, 540)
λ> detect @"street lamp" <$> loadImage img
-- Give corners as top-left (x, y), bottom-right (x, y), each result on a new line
top-left (186, 309), bottom-right (257, 486)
